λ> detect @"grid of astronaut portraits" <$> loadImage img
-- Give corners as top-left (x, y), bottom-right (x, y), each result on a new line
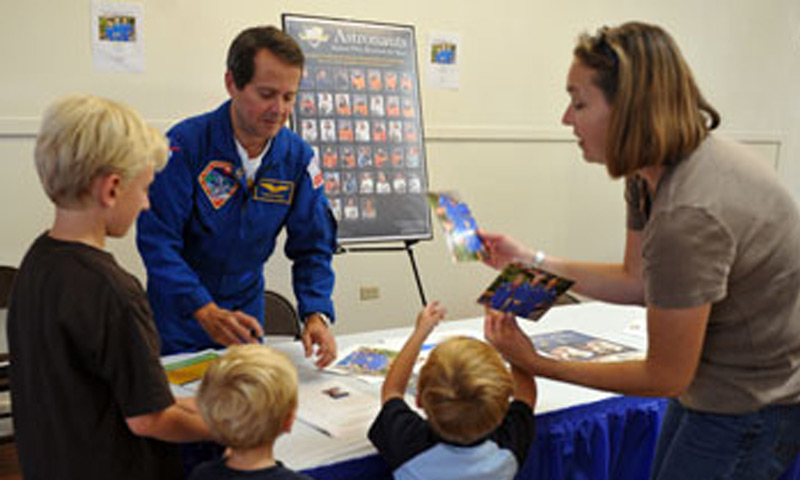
top-left (296, 64), bottom-right (426, 223)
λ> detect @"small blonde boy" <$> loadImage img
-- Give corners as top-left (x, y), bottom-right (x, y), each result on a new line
top-left (191, 344), bottom-right (313, 480)
top-left (368, 302), bottom-right (537, 480)
top-left (8, 94), bottom-right (211, 480)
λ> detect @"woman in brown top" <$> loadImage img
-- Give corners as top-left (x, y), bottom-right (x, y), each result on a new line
top-left (481, 22), bottom-right (800, 480)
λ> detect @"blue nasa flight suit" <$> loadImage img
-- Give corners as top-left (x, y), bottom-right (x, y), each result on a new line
top-left (137, 101), bottom-right (337, 354)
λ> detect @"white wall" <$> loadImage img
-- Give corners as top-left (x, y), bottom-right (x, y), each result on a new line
top-left (1, 0), bottom-right (798, 334)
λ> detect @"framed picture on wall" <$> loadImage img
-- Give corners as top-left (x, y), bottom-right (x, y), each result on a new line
top-left (283, 14), bottom-right (432, 244)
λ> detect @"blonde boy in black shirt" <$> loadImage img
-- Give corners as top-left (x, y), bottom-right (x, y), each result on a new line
top-left (8, 95), bottom-right (212, 480)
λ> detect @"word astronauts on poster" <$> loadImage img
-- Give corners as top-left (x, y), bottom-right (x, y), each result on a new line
top-left (283, 14), bottom-right (432, 244)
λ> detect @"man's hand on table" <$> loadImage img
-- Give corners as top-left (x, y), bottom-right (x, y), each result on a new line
top-left (193, 302), bottom-right (263, 346)
top-left (302, 313), bottom-right (337, 368)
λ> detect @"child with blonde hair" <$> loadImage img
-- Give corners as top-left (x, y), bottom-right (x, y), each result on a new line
top-left (8, 94), bottom-right (211, 480)
top-left (368, 302), bottom-right (536, 480)
top-left (191, 344), bottom-right (313, 480)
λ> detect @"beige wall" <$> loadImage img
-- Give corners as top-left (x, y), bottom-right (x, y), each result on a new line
top-left (1, 0), bottom-right (798, 334)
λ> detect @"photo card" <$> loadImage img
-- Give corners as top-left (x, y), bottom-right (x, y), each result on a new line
top-left (477, 262), bottom-right (574, 321)
top-left (426, 190), bottom-right (486, 262)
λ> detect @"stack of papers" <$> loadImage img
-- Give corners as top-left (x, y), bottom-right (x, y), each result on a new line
top-left (296, 380), bottom-right (380, 438)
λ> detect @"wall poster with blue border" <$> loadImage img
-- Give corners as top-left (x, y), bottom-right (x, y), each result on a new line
top-left (283, 14), bottom-right (432, 244)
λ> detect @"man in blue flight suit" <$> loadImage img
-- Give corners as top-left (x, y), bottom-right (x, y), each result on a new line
top-left (137, 26), bottom-right (338, 367)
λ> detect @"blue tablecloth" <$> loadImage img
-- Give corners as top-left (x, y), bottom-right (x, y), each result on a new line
top-left (298, 395), bottom-right (800, 480)
top-left (520, 396), bottom-right (665, 480)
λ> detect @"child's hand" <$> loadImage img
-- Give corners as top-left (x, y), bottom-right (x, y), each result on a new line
top-left (382, 301), bottom-right (447, 403)
top-left (415, 301), bottom-right (446, 336)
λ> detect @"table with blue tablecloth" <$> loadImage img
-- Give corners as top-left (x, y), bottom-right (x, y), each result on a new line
top-left (172, 302), bottom-right (800, 480)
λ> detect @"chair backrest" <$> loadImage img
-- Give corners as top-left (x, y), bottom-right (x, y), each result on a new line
top-left (0, 266), bottom-right (17, 309)
top-left (0, 266), bottom-right (17, 365)
top-left (263, 290), bottom-right (301, 339)
top-left (0, 267), bottom-right (16, 442)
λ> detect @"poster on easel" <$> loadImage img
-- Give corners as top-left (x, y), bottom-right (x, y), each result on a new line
top-left (283, 14), bottom-right (432, 244)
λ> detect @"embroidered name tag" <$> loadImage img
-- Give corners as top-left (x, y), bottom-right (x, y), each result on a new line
top-left (198, 161), bottom-right (239, 209)
top-left (254, 179), bottom-right (294, 204)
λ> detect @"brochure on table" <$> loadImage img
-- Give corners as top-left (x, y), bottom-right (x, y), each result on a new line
top-left (529, 330), bottom-right (643, 362)
top-left (324, 329), bottom-right (480, 383)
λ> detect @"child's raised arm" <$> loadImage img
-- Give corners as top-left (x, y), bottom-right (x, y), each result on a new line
top-left (381, 302), bottom-right (447, 403)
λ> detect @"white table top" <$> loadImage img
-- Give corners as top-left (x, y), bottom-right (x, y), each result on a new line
top-left (169, 301), bottom-right (647, 470)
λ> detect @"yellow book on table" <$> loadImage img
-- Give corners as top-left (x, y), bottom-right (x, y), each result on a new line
top-left (163, 351), bottom-right (219, 386)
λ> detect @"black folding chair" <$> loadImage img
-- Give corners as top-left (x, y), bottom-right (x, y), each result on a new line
top-left (263, 290), bottom-right (301, 339)
top-left (0, 266), bottom-right (18, 444)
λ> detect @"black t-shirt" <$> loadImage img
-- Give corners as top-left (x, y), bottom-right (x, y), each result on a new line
top-left (368, 398), bottom-right (536, 479)
top-left (7, 233), bottom-right (183, 480)
top-left (190, 459), bottom-right (314, 480)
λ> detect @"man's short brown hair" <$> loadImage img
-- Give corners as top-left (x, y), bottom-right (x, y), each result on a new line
top-left (227, 25), bottom-right (305, 90)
